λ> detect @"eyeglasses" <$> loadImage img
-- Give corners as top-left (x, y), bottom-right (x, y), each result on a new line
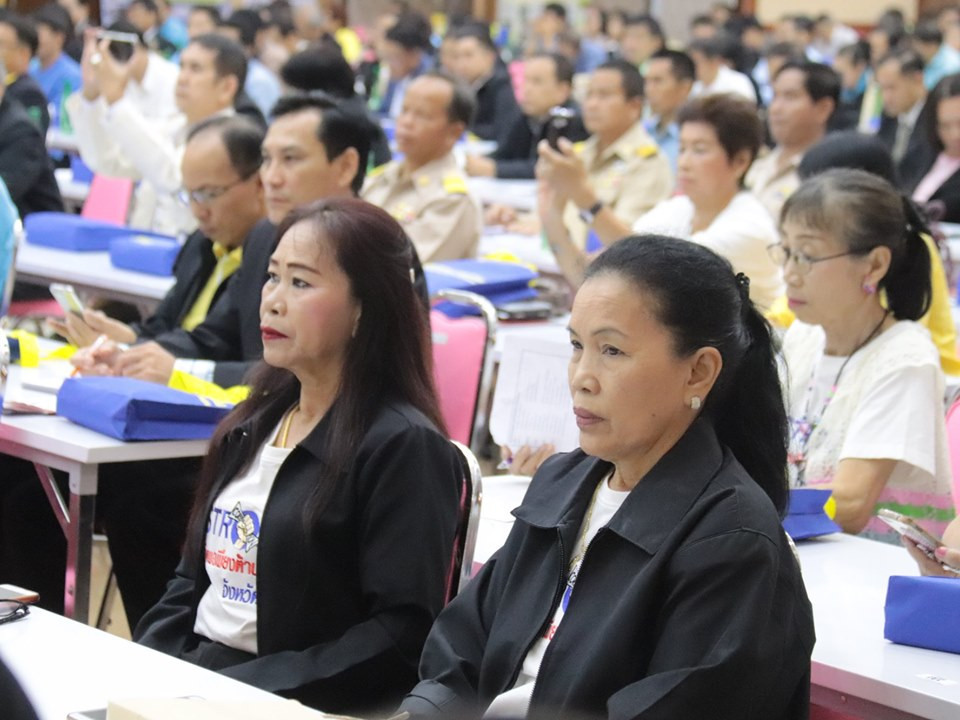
top-left (0, 600), bottom-right (29, 626)
top-left (766, 244), bottom-right (861, 275)
top-left (178, 170), bottom-right (258, 207)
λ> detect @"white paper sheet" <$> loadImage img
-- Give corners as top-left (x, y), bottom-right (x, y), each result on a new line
top-left (489, 335), bottom-right (580, 453)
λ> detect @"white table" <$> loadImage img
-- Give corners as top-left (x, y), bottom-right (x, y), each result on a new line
top-left (16, 241), bottom-right (175, 313)
top-left (800, 534), bottom-right (960, 719)
top-left (466, 178), bottom-right (537, 212)
top-left (0, 368), bottom-right (208, 622)
top-left (473, 483), bottom-right (960, 719)
top-left (0, 607), bottom-right (280, 719)
top-left (54, 168), bottom-right (91, 209)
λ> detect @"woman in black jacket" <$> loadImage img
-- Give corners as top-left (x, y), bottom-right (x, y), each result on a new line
top-left (402, 235), bottom-right (815, 720)
top-left (136, 197), bottom-right (462, 714)
top-left (911, 72), bottom-right (960, 223)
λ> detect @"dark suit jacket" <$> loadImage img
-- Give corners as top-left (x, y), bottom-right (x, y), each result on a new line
top-left (878, 109), bottom-right (938, 190)
top-left (910, 156), bottom-right (960, 223)
top-left (136, 399), bottom-right (461, 714)
top-left (0, 95), bottom-right (63, 218)
top-left (132, 230), bottom-right (227, 340)
top-left (492, 100), bottom-right (589, 179)
top-left (471, 63), bottom-right (524, 148)
top-left (7, 75), bottom-right (49, 134)
top-left (154, 217), bottom-right (430, 387)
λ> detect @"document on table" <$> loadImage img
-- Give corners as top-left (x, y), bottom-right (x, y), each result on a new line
top-left (490, 335), bottom-right (579, 453)
top-left (3, 363), bottom-right (70, 415)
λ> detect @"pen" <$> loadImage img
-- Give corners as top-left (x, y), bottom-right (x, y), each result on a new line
top-left (71, 334), bottom-right (110, 377)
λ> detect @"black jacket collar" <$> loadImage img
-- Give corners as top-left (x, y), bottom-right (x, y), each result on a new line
top-left (514, 419), bottom-right (724, 554)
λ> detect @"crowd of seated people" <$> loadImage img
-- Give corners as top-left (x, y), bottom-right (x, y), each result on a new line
top-left (6, 2), bottom-right (960, 717)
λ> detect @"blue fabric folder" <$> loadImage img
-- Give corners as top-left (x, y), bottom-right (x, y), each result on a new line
top-left (426, 259), bottom-right (538, 316)
top-left (109, 234), bottom-right (180, 276)
top-left (25, 213), bottom-right (173, 252)
top-left (57, 376), bottom-right (233, 441)
top-left (782, 488), bottom-right (842, 540)
top-left (885, 575), bottom-right (960, 654)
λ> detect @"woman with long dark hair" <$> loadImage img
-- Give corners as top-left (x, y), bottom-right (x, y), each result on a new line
top-left (402, 235), bottom-right (814, 719)
top-left (136, 198), bottom-right (462, 714)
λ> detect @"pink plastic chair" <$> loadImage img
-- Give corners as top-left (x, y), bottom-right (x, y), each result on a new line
top-left (946, 398), bottom-right (960, 514)
top-left (430, 290), bottom-right (497, 452)
top-left (81, 174), bottom-right (134, 225)
top-left (508, 59), bottom-right (525, 104)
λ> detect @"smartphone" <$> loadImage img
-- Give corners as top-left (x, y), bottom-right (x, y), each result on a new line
top-left (49, 282), bottom-right (84, 316)
top-left (0, 583), bottom-right (39, 603)
top-left (877, 508), bottom-right (960, 572)
top-left (546, 106), bottom-right (576, 150)
top-left (497, 300), bottom-right (554, 321)
top-left (95, 29), bottom-right (139, 63)
top-left (67, 709), bottom-right (106, 720)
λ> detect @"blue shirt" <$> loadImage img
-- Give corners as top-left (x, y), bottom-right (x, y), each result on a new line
top-left (159, 16), bottom-right (189, 51)
top-left (29, 53), bottom-right (82, 128)
top-left (644, 117), bottom-right (680, 175)
top-left (925, 44), bottom-right (960, 89)
top-left (0, 178), bottom-right (19, 315)
top-left (245, 58), bottom-right (281, 119)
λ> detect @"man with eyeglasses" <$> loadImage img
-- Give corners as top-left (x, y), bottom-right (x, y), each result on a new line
top-left (49, 115), bottom-right (265, 351)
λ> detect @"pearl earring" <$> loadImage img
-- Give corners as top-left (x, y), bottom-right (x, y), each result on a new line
top-left (690, 396), bottom-right (702, 410)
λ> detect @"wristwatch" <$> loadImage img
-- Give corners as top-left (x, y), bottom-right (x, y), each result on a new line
top-left (578, 200), bottom-right (604, 225)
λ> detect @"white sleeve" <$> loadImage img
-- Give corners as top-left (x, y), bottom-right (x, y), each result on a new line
top-left (631, 199), bottom-right (687, 237)
top-left (104, 97), bottom-right (184, 193)
top-left (840, 362), bottom-right (943, 475)
top-left (66, 93), bottom-right (141, 180)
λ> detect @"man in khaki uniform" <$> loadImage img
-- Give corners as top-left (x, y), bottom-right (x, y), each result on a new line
top-left (542, 59), bottom-right (673, 250)
top-left (746, 60), bottom-right (838, 221)
top-left (362, 72), bottom-right (482, 263)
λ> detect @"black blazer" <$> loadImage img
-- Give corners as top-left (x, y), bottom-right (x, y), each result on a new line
top-left (471, 63), bottom-right (524, 148)
top-left (910, 156), bottom-right (960, 223)
top-left (0, 95), bottom-right (63, 218)
top-left (6, 75), bottom-right (49, 135)
top-left (878, 110), bottom-right (938, 190)
top-left (403, 420), bottom-right (815, 720)
top-left (154, 216), bottom-right (431, 387)
top-left (132, 230), bottom-right (225, 340)
top-left (136, 399), bottom-right (462, 714)
top-left (492, 100), bottom-right (589, 179)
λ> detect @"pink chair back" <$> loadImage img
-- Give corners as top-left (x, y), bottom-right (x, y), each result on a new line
top-left (508, 59), bottom-right (525, 103)
top-left (431, 309), bottom-right (487, 446)
top-left (81, 175), bottom-right (134, 225)
top-left (947, 398), bottom-right (960, 513)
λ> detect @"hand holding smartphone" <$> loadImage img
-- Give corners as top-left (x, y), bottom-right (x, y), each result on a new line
top-left (878, 508), bottom-right (960, 573)
top-left (546, 106), bottom-right (577, 151)
top-left (49, 283), bottom-right (84, 316)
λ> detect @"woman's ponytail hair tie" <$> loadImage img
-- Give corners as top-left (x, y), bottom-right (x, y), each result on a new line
top-left (735, 272), bottom-right (751, 302)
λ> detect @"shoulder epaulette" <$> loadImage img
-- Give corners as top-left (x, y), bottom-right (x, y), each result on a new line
top-left (636, 144), bottom-right (658, 159)
top-left (442, 174), bottom-right (467, 194)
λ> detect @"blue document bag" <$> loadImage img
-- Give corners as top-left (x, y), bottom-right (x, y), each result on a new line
top-left (25, 213), bottom-right (172, 253)
top-left (885, 575), bottom-right (960, 654)
top-left (425, 259), bottom-right (537, 297)
top-left (57, 376), bottom-right (233, 441)
top-left (782, 488), bottom-right (842, 540)
top-left (109, 234), bottom-right (180, 276)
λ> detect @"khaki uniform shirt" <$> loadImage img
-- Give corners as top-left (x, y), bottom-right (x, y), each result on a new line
top-left (746, 147), bottom-right (801, 223)
top-left (362, 152), bottom-right (482, 263)
top-left (563, 121), bottom-right (673, 249)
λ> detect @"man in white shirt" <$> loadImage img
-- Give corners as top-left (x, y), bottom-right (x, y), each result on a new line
top-left (67, 31), bottom-right (245, 235)
top-left (689, 35), bottom-right (758, 105)
top-left (747, 60), bottom-right (839, 220)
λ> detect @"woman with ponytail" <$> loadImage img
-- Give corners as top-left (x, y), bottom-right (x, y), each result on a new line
top-left (775, 168), bottom-right (954, 541)
top-left (402, 235), bottom-right (814, 720)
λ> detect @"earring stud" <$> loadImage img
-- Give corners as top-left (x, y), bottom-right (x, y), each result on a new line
top-left (862, 282), bottom-right (877, 295)
top-left (690, 396), bottom-right (701, 410)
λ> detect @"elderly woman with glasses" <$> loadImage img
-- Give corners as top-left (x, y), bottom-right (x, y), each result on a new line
top-left (773, 168), bottom-right (954, 541)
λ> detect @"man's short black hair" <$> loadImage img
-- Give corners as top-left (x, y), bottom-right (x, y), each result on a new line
top-left (650, 49), bottom-right (695, 84)
top-left (128, 0), bottom-right (159, 16)
top-left (597, 58), bottom-right (644, 100)
top-left (689, 33), bottom-right (737, 62)
top-left (452, 22), bottom-right (496, 52)
top-left (384, 11), bottom-right (432, 51)
top-left (190, 5), bottom-right (222, 25)
top-left (690, 14), bottom-right (716, 29)
top-left (765, 40), bottom-right (802, 61)
top-left (625, 13), bottom-right (664, 41)
top-left (33, 3), bottom-right (72, 37)
top-left (187, 114), bottom-right (265, 178)
top-left (281, 45), bottom-right (355, 98)
top-left (421, 70), bottom-right (476, 126)
top-left (189, 33), bottom-right (248, 91)
top-left (271, 93), bottom-right (376, 194)
top-left (774, 59), bottom-right (841, 105)
top-left (543, 3), bottom-right (566, 21)
top-left (878, 47), bottom-right (926, 76)
top-left (221, 9), bottom-right (263, 50)
top-left (915, 19), bottom-right (944, 46)
top-left (528, 51), bottom-right (574, 86)
top-left (0, 14), bottom-right (39, 56)
top-left (837, 40), bottom-right (870, 66)
top-left (790, 15), bottom-right (814, 35)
